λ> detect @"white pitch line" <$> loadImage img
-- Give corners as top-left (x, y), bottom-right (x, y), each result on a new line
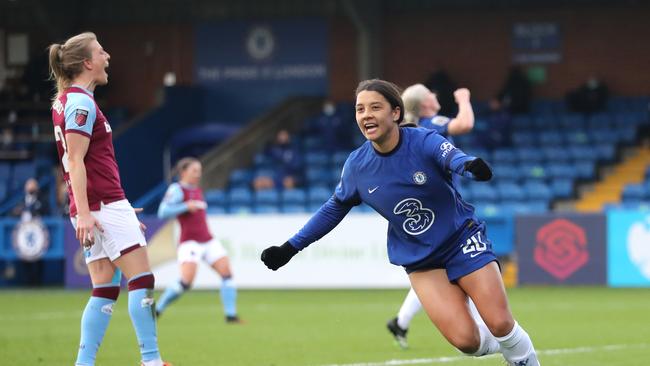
top-left (319, 343), bottom-right (649, 366)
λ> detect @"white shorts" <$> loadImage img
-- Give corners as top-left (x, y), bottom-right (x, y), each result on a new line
top-left (177, 238), bottom-right (227, 265)
top-left (71, 199), bottom-right (146, 264)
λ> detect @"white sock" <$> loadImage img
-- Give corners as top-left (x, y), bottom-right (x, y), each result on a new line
top-left (397, 288), bottom-right (422, 329)
top-left (495, 321), bottom-right (539, 365)
top-left (467, 298), bottom-right (500, 356)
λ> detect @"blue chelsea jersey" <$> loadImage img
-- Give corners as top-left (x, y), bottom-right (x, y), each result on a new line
top-left (334, 127), bottom-right (478, 265)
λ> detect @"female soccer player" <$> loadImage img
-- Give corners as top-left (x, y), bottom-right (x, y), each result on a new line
top-left (49, 32), bottom-right (168, 366)
top-left (386, 83), bottom-right (478, 348)
top-left (155, 158), bottom-right (240, 323)
top-left (261, 79), bottom-right (540, 366)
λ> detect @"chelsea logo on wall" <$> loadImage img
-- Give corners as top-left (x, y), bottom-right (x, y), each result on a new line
top-left (12, 219), bottom-right (50, 261)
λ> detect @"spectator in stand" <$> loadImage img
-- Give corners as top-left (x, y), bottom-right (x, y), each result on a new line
top-left (253, 129), bottom-right (303, 191)
top-left (424, 68), bottom-right (458, 116)
top-left (566, 76), bottom-right (609, 114)
top-left (12, 178), bottom-right (50, 221)
top-left (496, 66), bottom-right (531, 115)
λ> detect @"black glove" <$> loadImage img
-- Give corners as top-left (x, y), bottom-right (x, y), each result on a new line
top-left (464, 158), bottom-right (493, 181)
top-left (261, 241), bottom-right (299, 271)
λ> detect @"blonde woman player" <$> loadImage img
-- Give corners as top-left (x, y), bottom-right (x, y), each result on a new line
top-left (156, 158), bottom-right (241, 323)
top-left (49, 32), bottom-right (169, 366)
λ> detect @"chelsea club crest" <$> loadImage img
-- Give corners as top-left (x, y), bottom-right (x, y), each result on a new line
top-left (413, 171), bottom-right (427, 185)
top-left (12, 219), bottom-right (50, 262)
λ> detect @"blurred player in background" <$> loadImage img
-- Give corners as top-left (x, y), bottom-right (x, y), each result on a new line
top-left (49, 32), bottom-right (169, 366)
top-left (156, 157), bottom-right (241, 323)
top-left (261, 79), bottom-right (540, 366)
top-left (387, 83), bottom-right (477, 348)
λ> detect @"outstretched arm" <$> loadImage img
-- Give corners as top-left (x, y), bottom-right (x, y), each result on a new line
top-left (446, 88), bottom-right (475, 136)
top-left (261, 196), bottom-right (353, 270)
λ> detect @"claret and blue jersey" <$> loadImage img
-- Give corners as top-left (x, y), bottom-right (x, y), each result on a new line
top-left (289, 127), bottom-right (483, 267)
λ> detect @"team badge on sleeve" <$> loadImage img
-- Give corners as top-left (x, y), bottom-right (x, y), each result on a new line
top-left (75, 109), bottom-right (89, 126)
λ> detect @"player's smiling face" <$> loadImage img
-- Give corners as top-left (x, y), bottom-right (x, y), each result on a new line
top-left (86, 40), bottom-right (110, 85)
top-left (355, 90), bottom-right (400, 148)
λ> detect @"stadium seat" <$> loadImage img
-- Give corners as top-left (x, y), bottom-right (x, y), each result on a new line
top-left (305, 166), bottom-right (332, 184)
top-left (511, 132), bottom-right (536, 146)
top-left (228, 187), bottom-right (253, 206)
top-left (492, 164), bottom-right (521, 181)
top-left (229, 169), bottom-right (254, 188)
top-left (566, 130), bottom-right (589, 145)
top-left (540, 147), bottom-right (570, 162)
top-left (228, 204), bottom-right (252, 214)
top-left (307, 186), bottom-right (332, 205)
top-left (253, 205), bottom-right (280, 214)
top-left (281, 204), bottom-right (307, 213)
top-left (587, 113), bottom-right (611, 128)
top-left (254, 189), bottom-right (280, 205)
top-left (568, 146), bottom-right (596, 162)
top-left (515, 147), bottom-right (543, 163)
top-left (546, 163), bottom-right (579, 179)
top-left (253, 153), bottom-right (274, 169)
top-left (520, 163), bottom-right (547, 180)
top-left (492, 148), bottom-right (517, 164)
top-left (331, 151), bottom-right (349, 168)
top-left (281, 188), bottom-right (307, 206)
top-left (575, 161), bottom-right (596, 179)
top-left (0, 183), bottom-right (6, 203)
top-left (595, 144), bottom-right (617, 162)
top-left (622, 184), bottom-right (646, 202)
top-left (551, 178), bottom-right (574, 199)
top-left (559, 113), bottom-right (586, 129)
top-left (304, 151), bottom-right (330, 166)
top-left (207, 206), bottom-right (227, 214)
top-left (496, 182), bottom-right (526, 201)
top-left (538, 131), bottom-right (564, 146)
top-left (204, 189), bottom-right (226, 206)
top-left (11, 162), bottom-right (36, 191)
top-left (469, 184), bottom-right (498, 202)
top-left (523, 181), bottom-right (553, 201)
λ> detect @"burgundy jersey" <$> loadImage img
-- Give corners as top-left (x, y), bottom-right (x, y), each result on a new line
top-left (178, 185), bottom-right (213, 243)
top-left (51, 86), bottom-right (125, 217)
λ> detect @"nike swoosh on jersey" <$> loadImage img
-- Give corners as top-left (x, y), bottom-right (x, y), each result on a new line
top-left (368, 186), bottom-right (379, 194)
top-left (470, 252), bottom-right (482, 258)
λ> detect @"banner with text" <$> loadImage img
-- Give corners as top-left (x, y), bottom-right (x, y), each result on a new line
top-left (151, 213), bottom-right (411, 289)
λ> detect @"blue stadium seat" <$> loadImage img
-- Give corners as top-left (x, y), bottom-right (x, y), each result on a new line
top-left (551, 178), bottom-right (574, 199)
top-left (228, 187), bottom-right (253, 206)
top-left (302, 136), bottom-right (324, 151)
top-left (228, 204), bottom-right (252, 214)
top-left (331, 151), bottom-right (349, 168)
top-left (492, 148), bottom-right (517, 164)
top-left (568, 146), bottom-right (596, 162)
top-left (622, 184), bottom-right (646, 202)
top-left (496, 182), bottom-right (526, 201)
top-left (304, 151), bottom-right (330, 166)
top-left (619, 126), bottom-right (636, 143)
top-left (566, 130), bottom-right (589, 145)
top-left (207, 206), bottom-right (226, 214)
top-left (545, 163), bottom-right (579, 179)
top-left (532, 114), bottom-right (558, 129)
top-left (282, 204), bottom-right (307, 213)
top-left (474, 203), bottom-right (505, 218)
top-left (589, 129), bottom-right (618, 144)
top-left (253, 153), bottom-right (274, 169)
top-left (492, 164), bottom-right (521, 181)
top-left (595, 144), bottom-right (616, 162)
top-left (307, 186), bottom-right (332, 204)
top-left (520, 163), bottom-right (547, 180)
top-left (254, 189), bottom-right (280, 205)
top-left (511, 115), bottom-right (533, 130)
top-left (587, 113), bottom-right (611, 128)
top-left (281, 188), bottom-right (307, 206)
top-left (540, 147), bottom-right (570, 162)
top-left (253, 205), bottom-right (280, 214)
top-left (511, 132), bottom-right (536, 146)
top-left (575, 161), bottom-right (596, 179)
top-left (229, 169), bottom-right (254, 188)
top-left (559, 114), bottom-right (586, 129)
top-left (11, 162), bottom-right (36, 190)
top-left (538, 131), bottom-right (563, 146)
top-left (0, 183), bottom-right (6, 203)
top-left (469, 184), bottom-right (498, 202)
top-left (305, 166), bottom-right (331, 184)
top-left (523, 181), bottom-right (552, 201)
top-left (515, 147), bottom-right (543, 163)
top-left (204, 189), bottom-right (226, 206)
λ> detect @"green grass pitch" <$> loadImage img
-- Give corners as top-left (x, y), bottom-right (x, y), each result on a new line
top-left (1, 287), bottom-right (648, 365)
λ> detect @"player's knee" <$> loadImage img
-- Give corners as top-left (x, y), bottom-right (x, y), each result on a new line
top-left (180, 280), bottom-right (192, 291)
top-left (91, 285), bottom-right (120, 301)
top-left (449, 331), bottom-right (480, 354)
top-left (485, 316), bottom-right (515, 338)
top-left (128, 272), bottom-right (155, 291)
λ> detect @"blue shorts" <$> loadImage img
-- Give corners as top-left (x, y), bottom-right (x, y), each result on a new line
top-left (404, 221), bottom-right (499, 282)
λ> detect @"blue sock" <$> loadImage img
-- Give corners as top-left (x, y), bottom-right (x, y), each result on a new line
top-left (127, 272), bottom-right (160, 363)
top-left (220, 277), bottom-right (238, 317)
top-left (156, 280), bottom-right (188, 315)
top-left (75, 285), bottom-right (120, 366)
